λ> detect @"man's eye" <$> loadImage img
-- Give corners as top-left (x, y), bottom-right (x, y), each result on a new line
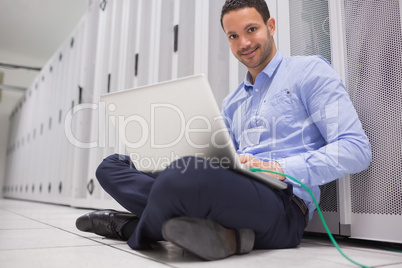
top-left (249, 27), bottom-right (256, 33)
top-left (229, 34), bottom-right (237, 40)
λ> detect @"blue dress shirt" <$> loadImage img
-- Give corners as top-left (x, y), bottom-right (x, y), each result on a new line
top-left (221, 51), bottom-right (372, 220)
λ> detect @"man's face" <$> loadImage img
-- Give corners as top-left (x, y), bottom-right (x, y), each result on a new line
top-left (222, 7), bottom-right (276, 76)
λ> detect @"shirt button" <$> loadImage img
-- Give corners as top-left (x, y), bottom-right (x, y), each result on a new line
top-left (255, 89), bottom-right (259, 92)
top-left (321, 180), bottom-right (326, 184)
top-left (301, 179), bottom-right (305, 183)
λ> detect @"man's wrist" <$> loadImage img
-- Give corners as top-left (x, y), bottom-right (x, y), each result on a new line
top-left (273, 161), bottom-right (286, 181)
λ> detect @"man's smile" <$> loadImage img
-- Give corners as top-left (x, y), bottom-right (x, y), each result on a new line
top-left (240, 46), bottom-right (258, 58)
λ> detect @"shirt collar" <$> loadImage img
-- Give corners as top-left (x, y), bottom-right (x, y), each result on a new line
top-left (243, 51), bottom-right (283, 91)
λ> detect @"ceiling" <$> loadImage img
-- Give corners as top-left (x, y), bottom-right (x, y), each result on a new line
top-left (0, 0), bottom-right (89, 61)
top-left (0, 0), bottom-right (90, 115)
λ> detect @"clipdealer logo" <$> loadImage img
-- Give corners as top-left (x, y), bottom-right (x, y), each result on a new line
top-left (63, 99), bottom-right (341, 169)
top-left (64, 101), bottom-right (232, 150)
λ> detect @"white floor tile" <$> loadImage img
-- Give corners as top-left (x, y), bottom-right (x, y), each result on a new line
top-left (0, 217), bottom-right (50, 229)
top-left (0, 228), bottom-right (99, 250)
top-left (1, 198), bottom-right (401, 268)
top-left (0, 245), bottom-right (169, 268)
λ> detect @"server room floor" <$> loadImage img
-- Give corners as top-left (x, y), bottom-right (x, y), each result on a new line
top-left (0, 198), bottom-right (401, 268)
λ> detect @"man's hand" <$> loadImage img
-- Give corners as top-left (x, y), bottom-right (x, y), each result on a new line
top-left (238, 155), bottom-right (286, 181)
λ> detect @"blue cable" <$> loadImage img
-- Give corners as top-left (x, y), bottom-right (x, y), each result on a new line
top-left (250, 167), bottom-right (373, 268)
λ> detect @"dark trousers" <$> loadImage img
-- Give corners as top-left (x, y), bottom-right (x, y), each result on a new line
top-left (95, 154), bottom-right (306, 250)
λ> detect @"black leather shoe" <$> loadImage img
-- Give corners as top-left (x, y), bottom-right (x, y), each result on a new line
top-left (75, 209), bottom-right (138, 240)
top-left (162, 217), bottom-right (254, 261)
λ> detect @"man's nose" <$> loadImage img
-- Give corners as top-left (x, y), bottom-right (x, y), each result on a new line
top-left (239, 35), bottom-right (252, 49)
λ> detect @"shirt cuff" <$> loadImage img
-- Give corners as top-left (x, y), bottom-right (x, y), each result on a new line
top-left (277, 155), bottom-right (309, 187)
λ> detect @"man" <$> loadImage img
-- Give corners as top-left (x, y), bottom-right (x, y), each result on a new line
top-left (76, 0), bottom-right (371, 261)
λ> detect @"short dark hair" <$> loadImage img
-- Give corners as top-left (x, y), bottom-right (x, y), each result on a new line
top-left (220, 0), bottom-right (271, 29)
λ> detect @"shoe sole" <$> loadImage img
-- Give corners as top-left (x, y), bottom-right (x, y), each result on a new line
top-left (162, 217), bottom-right (248, 261)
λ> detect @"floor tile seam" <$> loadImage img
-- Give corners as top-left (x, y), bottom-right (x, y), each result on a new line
top-left (295, 252), bottom-right (390, 268)
top-left (302, 240), bottom-right (402, 257)
top-left (0, 243), bottom-right (179, 268)
top-left (300, 240), bottom-right (336, 247)
top-left (0, 244), bottom-right (103, 253)
top-left (0, 209), bottom-right (118, 247)
top-left (30, 222), bottom-right (180, 268)
top-left (69, 235), bottom-right (180, 267)
top-left (0, 208), bottom-right (79, 230)
top-left (0, 208), bottom-right (178, 268)
top-left (0, 227), bottom-right (55, 231)
top-left (298, 242), bottom-right (402, 267)
top-left (375, 261), bottom-right (402, 268)
top-left (329, 244), bottom-right (402, 257)
top-left (104, 243), bottom-right (180, 268)
top-left (306, 256), bottom-right (354, 267)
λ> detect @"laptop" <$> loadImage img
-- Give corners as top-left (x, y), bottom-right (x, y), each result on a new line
top-left (100, 74), bottom-right (287, 190)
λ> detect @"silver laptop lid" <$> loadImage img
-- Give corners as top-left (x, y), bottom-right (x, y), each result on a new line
top-left (101, 74), bottom-right (239, 173)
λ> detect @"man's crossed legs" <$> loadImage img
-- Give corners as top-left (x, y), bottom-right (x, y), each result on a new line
top-left (76, 154), bottom-right (306, 260)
